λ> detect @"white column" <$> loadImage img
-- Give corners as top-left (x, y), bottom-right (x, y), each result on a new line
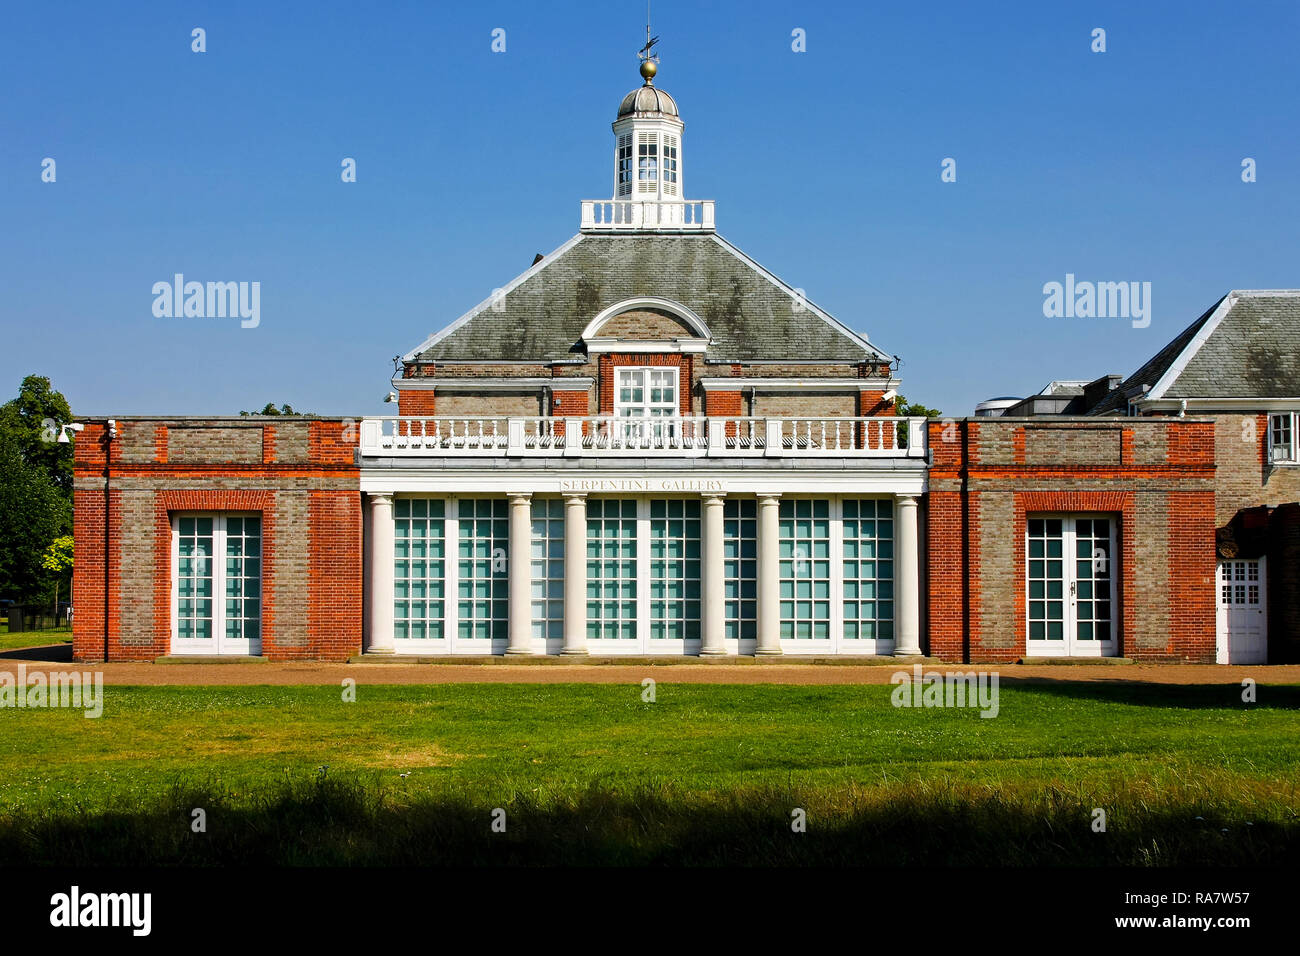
top-left (367, 493), bottom-right (396, 654)
top-left (894, 494), bottom-right (923, 656)
top-left (562, 493), bottom-right (589, 655)
top-left (506, 493), bottom-right (536, 655)
top-left (756, 494), bottom-right (783, 656)
top-left (700, 493), bottom-right (727, 656)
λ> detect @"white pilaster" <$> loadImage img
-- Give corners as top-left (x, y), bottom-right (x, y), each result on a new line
top-left (756, 494), bottom-right (783, 656)
top-left (894, 494), bottom-right (923, 656)
top-left (366, 493), bottom-right (396, 654)
top-left (506, 493), bottom-right (536, 655)
top-left (562, 493), bottom-right (589, 655)
top-left (700, 493), bottom-right (727, 656)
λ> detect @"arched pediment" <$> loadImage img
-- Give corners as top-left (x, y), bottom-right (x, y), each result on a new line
top-left (581, 297), bottom-right (712, 343)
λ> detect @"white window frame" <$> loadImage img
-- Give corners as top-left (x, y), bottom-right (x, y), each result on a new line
top-left (615, 132), bottom-right (633, 198)
top-left (1268, 412), bottom-right (1298, 464)
top-left (170, 513), bottom-right (262, 656)
top-left (615, 366), bottom-right (678, 418)
top-left (637, 132), bottom-right (658, 192)
top-left (1025, 514), bottom-right (1118, 657)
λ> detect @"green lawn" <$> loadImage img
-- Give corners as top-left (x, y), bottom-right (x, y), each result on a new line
top-left (0, 624), bottom-right (71, 649)
top-left (2, 681), bottom-right (1298, 865)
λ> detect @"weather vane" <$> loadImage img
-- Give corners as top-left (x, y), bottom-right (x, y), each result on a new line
top-left (638, 1), bottom-right (660, 83)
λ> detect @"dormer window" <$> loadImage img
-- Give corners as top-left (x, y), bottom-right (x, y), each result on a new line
top-left (616, 367), bottom-right (677, 417)
top-left (1269, 412), bottom-right (1298, 464)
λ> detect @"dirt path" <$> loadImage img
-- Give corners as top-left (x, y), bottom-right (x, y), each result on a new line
top-left (1, 646), bottom-right (1296, 686)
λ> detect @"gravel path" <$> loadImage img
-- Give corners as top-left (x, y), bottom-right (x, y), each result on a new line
top-left (2, 646), bottom-right (1296, 686)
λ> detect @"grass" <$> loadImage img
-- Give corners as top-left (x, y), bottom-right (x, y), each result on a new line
top-left (2, 681), bottom-right (1298, 865)
top-left (0, 624), bottom-right (71, 650)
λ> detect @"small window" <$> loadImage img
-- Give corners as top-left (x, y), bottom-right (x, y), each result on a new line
top-left (616, 133), bottom-right (633, 198)
top-left (615, 367), bottom-right (678, 417)
top-left (638, 133), bottom-right (658, 192)
top-left (663, 135), bottom-right (678, 195)
top-left (1268, 413), bottom-right (1297, 464)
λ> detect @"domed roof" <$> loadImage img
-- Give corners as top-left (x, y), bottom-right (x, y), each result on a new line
top-left (617, 84), bottom-right (679, 119)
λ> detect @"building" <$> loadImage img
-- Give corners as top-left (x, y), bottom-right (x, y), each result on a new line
top-left (69, 60), bottom-right (1292, 665)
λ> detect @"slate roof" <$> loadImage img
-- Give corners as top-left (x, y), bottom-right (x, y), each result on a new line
top-left (405, 233), bottom-right (891, 364)
top-left (1090, 291), bottom-right (1300, 413)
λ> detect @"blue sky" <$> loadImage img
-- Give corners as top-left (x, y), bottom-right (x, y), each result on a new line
top-left (2, 0), bottom-right (1297, 417)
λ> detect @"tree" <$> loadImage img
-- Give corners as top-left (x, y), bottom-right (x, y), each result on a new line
top-left (893, 395), bottom-right (943, 447)
top-left (41, 535), bottom-right (74, 617)
top-left (0, 439), bottom-right (68, 601)
top-left (894, 394), bottom-right (943, 418)
top-left (239, 403), bottom-right (308, 416)
top-left (0, 374), bottom-right (74, 495)
top-left (0, 376), bottom-right (74, 603)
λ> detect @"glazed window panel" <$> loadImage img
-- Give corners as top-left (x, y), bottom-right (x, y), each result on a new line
top-left (841, 499), bottom-right (894, 641)
top-left (1072, 517), bottom-right (1113, 641)
top-left (637, 132), bottom-right (658, 190)
top-left (616, 133), bottom-right (633, 197)
top-left (586, 499), bottom-right (638, 640)
top-left (648, 498), bottom-right (701, 640)
top-left (778, 499), bottom-right (832, 640)
top-left (723, 498), bottom-right (757, 640)
top-left (176, 516), bottom-right (215, 641)
top-left (223, 516), bottom-right (262, 641)
top-left (393, 498), bottom-right (446, 641)
top-left (530, 498), bottom-right (565, 640)
top-left (1026, 517), bottom-right (1066, 642)
top-left (456, 498), bottom-right (509, 641)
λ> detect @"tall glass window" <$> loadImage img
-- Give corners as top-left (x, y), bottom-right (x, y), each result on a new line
top-left (723, 499), bottom-right (757, 640)
top-left (587, 499), bottom-right (638, 639)
top-left (778, 500), bottom-right (831, 639)
top-left (841, 499), bottom-right (894, 640)
top-left (457, 498), bottom-right (508, 641)
top-left (649, 499), bottom-right (700, 639)
top-left (530, 498), bottom-right (565, 640)
top-left (393, 498), bottom-right (446, 640)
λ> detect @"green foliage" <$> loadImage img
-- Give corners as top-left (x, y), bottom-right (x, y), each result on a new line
top-left (41, 535), bottom-right (74, 575)
top-left (0, 441), bottom-right (69, 600)
top-left (894, 394), bottom-right (943, 418)
top-left (0, 376), bottom-right (74, 602)
top-left (239, 403), bottom-right (307, 416)
top-left (0, 375), bottom-right (74, 495)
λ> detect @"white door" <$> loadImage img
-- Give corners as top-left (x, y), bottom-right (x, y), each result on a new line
top-left (1026, 516), bottom-right (1117, 657)
top-left (1216, 558), bottom-right (1267, 664)
top-left (172, 514), bottom-right (262, 656)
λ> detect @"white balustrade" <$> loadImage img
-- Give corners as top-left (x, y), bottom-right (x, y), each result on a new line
top-left (580, 199), bottom-right (716, 232)
top-left (360, 416), bottom-right (927, 459)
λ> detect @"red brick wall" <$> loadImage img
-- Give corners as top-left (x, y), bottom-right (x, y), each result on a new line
top-left (72, 419), bottom-right (362, 662)
top-left (397, 390), bottom-right (436, 417)
top-left (926, 418), bottom-right (1217, 663)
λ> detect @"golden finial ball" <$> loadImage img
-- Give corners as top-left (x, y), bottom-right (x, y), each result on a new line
top-left (639, 59), bottom-right (657, 82)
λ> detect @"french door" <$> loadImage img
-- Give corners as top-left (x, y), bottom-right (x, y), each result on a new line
top-left (171, 514), bottom-right (262, 655)
top-left (1216, 558), bottom-right (1267, 664)
top-left (1026, 515), bottom-right (1116, 656)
